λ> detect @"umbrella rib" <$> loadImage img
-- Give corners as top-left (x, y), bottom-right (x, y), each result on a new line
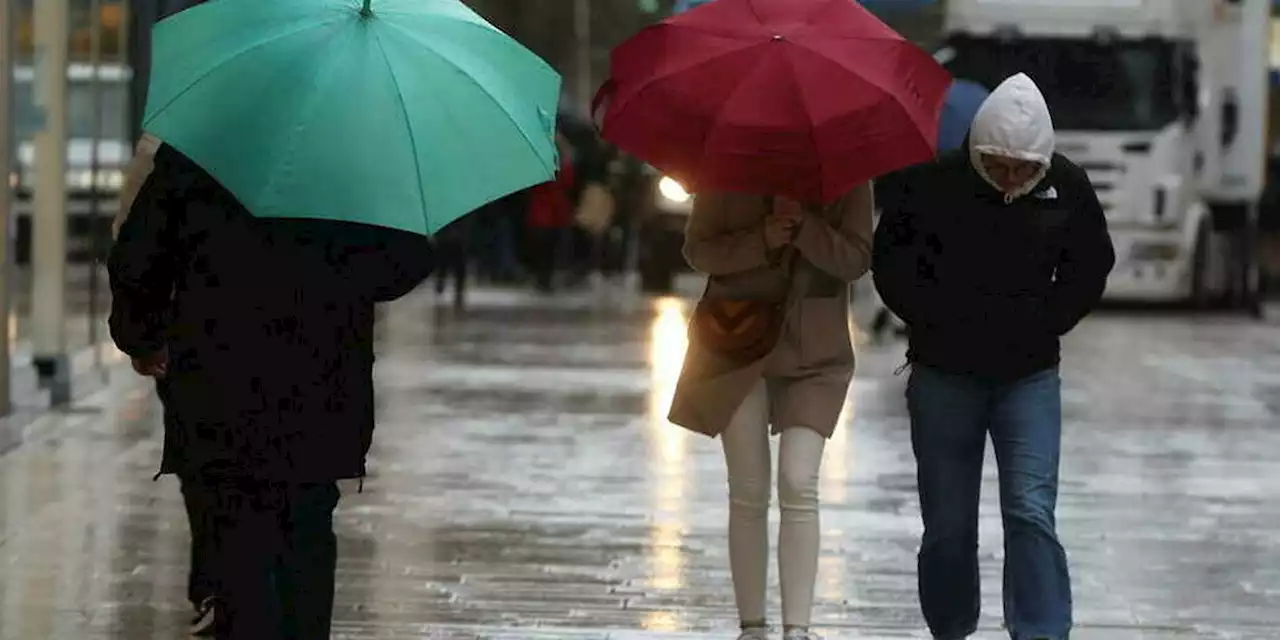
top-left (788, 38), bottom-right (900, 112)
top-left (660, 20), bottom-right (904, 43)
top-left (780, 45), bottom-right (824, 201)
top-left (145, 19), bottom-right (341, 125)
top-left (607, 40), bottom-right (766, 130)
top-left (742, 0), bottom-right (766, 27)
top-left (695, 42), bottom-right (777, 183)
top-left (788, 41), bottom-right (935, 175)
top-left (254, 29), bottom-right (358, 214)
top-left (368, 28), bottom-right (430, 229)
top-left (383, 21), bottom-right (557, 178)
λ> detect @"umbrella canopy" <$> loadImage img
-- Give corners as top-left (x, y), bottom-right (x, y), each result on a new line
top-left (937, 78), bottom-right (990, 153)
top-left (673, 0), bottom-right (715, 12)
top-left (593, 0), bottom-right (951, 203)
top-left (144, 0), bottom-right (561, 236)
top-left (680, 0), bottom-right (943, 13)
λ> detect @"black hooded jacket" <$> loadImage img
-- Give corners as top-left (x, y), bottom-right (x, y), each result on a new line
top-left (873, 145), bottom-right (1116, 380)
top-left (874, 73), bottom-right (1115, 380)
top-left (874, 146), bottom-right (1115, 380)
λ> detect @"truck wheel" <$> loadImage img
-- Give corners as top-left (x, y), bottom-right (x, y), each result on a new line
top-left (1239, 229), bottom-right (1265, 319)
top-left (1188, 220), bottom-right (1212, 309)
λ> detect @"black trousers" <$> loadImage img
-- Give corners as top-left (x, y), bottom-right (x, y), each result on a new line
top-left (434, 236), bottom-right (469, 305)
top-left (180, 475), bottom-right (217, 608)
top-left (180, 476), bottom-right (341, 640)
top-left (528, 227), bottom-right (563, 291)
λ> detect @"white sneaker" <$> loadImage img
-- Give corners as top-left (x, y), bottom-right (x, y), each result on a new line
top-left (783, 630), bottom-right (823, 640)
top-left (188, 597), bottom-right (219, 637)
top-left (736, 628), bottom-right (771, 640)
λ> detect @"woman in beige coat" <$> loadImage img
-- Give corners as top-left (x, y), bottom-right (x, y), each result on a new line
top-left (668, 185), bottom-right (874, 640)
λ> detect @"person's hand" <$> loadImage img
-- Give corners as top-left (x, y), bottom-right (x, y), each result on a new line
top-left (131, 347), bottom-right (168, 378)
top-left (764, 214), bottom-right (799, 250)
top-left (772, 197), bottom-right (804, 223)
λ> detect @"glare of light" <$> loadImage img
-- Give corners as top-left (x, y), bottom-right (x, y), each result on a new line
top-left (648, 297), bottom-right (690, 463)
top-left (658, 176), bottom-right (691, 204)
top-left (817, 378), bottom-right (858, 600)
top-left (643, 610), bottom-right (681, 631)
top-left (823, 390), bottom-right (855, 507)
top-left (647, 297), bottom-right (690, 594)
top-left (650, 521), bottom-right (686, 591)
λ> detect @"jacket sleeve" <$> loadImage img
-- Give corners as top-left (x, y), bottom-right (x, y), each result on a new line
top-left (114, 133), bottom-right (162, 240)
top-left (1046, 168), bottom-right (1116, 335)
top-left (871, 177), bottom-right (941, 327)
top-left (682, 192), bottom-right (770, 275)
top-left (791, 181), bottom-right (875, 282)
top-left (108, 146), bottom-right (180, 359)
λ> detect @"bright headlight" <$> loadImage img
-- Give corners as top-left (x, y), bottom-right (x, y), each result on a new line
top-left (658, 176), bottom-right (691, 203)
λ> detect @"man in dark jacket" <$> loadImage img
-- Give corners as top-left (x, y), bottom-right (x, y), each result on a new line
top-left (109, 145), bottom-right (433, 639)
top-left (873, 73), bottom-right (1115, 640)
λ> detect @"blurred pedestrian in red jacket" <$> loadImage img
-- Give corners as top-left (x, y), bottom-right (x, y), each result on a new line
top-left (526, 135), bottom-right (576, 292)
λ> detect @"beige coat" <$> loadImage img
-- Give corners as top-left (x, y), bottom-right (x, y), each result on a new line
top-left (667, 184), bottom-right (875, 439)
top-left (113, 133), bottom-right (163, 240)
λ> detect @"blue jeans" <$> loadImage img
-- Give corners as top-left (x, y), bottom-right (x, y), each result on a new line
top-left (907, 365), bottom-right (1072, 640)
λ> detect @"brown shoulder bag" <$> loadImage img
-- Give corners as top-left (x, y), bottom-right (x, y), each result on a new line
top-left (691, 295), bottom-right (788, 366)
top-left (690, 197), bottom-right (797, 366)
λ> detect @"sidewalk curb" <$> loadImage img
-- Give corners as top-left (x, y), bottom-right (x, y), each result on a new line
top-left (0, 340), bottom-right (131, 457)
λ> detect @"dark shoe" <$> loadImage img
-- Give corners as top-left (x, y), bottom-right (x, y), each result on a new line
top-left (189, 597), bottom-right (219, 637)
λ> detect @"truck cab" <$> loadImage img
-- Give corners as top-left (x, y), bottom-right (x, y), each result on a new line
top-left (938, 0), bottom-right (1269, 310)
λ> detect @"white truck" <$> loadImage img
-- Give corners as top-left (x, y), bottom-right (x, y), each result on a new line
top-left (936, 0), bottom-right (1270, 312)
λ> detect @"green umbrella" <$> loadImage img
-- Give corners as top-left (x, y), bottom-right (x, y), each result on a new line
top-left (143, 0), bottom-right (561, 236)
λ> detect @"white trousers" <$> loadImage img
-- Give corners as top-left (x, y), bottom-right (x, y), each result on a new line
top-left (722, 381), bottom-right (827, 629)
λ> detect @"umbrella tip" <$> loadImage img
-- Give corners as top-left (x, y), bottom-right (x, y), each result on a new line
top-left (360, 0), bottom-right (372, 17)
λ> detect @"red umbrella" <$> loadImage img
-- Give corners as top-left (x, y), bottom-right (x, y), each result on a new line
top-left (593, 0), bottom-right (951, 204)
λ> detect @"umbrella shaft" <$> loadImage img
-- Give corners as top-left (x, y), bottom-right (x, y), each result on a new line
top-left (361, 0), bottom-right (372, 16)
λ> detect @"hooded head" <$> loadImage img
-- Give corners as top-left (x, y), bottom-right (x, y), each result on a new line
top-left (968, 73), bottom-right (1055, 200)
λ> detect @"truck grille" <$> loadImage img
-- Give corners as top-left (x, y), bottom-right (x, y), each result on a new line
top-left (1080, 165), bottom-right (1128, 220)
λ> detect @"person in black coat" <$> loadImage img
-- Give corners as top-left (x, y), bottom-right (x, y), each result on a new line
top-left (433, 215), bottom-right (472, 309)
top-left (873, 73), bottom-right (1114, 640)
top-left (109, 144), bottom-right (434, 639)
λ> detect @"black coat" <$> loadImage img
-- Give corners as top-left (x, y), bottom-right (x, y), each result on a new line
top-left (872, 150), bottom-right (1116, 380)
top-left (109, 145), bottom-right (434, 482)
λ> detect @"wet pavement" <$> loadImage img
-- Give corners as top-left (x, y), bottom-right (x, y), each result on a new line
top-left (1, 264), bottom-right (120, 444)
top-left (1, 278), bottom-right (1279, 639)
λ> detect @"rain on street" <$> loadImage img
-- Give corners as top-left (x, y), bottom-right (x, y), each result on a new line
top-left (1, 280), bottom-right (1278, 640)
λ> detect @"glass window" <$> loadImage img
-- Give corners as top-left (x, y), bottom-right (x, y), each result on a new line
top-left (14, 75), bottom-right (131, 142)
top-left (943, 35), bottom-right (1181, 132)
top-left (14, 0), bottom-right (127, 59)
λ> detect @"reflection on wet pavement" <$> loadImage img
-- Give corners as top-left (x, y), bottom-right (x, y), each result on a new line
top-left (1, 282), bottom-right (1278, 639)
